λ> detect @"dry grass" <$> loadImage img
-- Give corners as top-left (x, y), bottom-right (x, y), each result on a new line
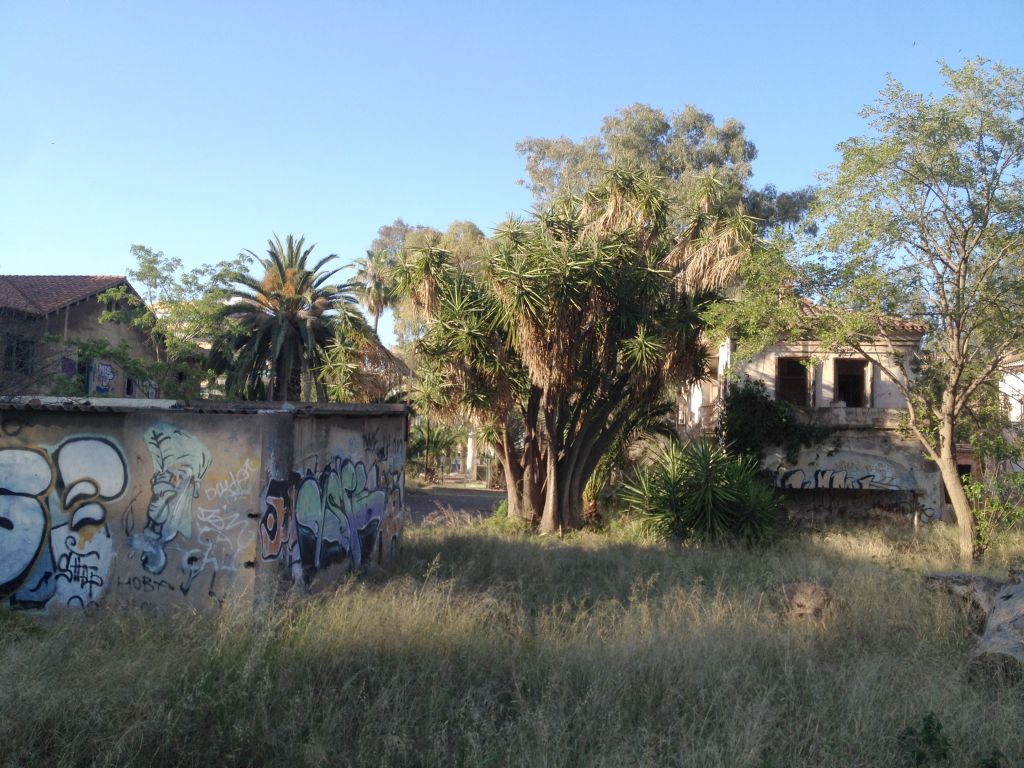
top-left (2, 521), bottom-right (1023, 767)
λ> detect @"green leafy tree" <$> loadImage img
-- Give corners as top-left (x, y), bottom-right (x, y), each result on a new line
top-left (778, 59), bottom-right (1024, 564)
top-left (213, 234), bottom-right (362, 402)
top-left (401, 168), bottom-right (755, 532)
top-left (317, 309), bottom-right (408, 403)
top-left (517, 102), bottom-right (813, 232)
top-left (99, 244), bottom-right (246, 366)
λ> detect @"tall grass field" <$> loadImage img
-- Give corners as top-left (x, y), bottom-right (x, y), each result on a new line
top-left (2, 519), bottom-right (1023, 767)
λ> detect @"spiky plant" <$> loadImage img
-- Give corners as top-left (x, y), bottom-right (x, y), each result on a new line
top-left (622, 437), bottom-right (782, 544)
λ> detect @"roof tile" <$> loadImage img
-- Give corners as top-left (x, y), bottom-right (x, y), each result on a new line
top-left (0, 275), bottom-right (127, 315)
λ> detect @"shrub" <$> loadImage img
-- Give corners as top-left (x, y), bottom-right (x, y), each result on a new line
top-left (622, 437), bottom-right (783, 544)
top-left (963, 475), bottom-right (1024, 559)
top-left (897, 712), bottom-right (950, 766)
top-left (721, 377), bottom-right (831, 462)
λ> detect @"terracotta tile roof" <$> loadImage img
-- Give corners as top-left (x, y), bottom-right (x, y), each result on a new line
top-left (798, 297), bottom-right (926, 334)
top-left (0, 275), bottom-right (127, 316)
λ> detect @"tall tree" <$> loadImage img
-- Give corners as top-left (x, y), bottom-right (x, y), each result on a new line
top-left (402, 168), bottom-right (755, 531)
top-left (98, 244), bottom-right (246, 365)
top-left (516, 102), bottom-right (814, 233)
top-left (765, 59), bottom-right (1024, 565)
top-left (352, 249), bottom-right (395, 334)
top-left (213, 234), bottom-right (359, 402)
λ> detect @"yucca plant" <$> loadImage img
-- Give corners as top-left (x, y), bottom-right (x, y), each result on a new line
top-left (622, 437), bottom-right (782, 543)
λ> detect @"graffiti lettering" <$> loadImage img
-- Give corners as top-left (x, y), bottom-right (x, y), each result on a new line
top-left (55, 538), bottom-right (104, 602)
top-left (260, 455), bottom-right (402, 587)
top-left (0, 437), bottom-right (127, 610)
top-left (204, 458), bottom-right (256, 502)
top-left (116, 574), bottom-right (177, 593)
top-left (94, 362), bottom-right (115, 394)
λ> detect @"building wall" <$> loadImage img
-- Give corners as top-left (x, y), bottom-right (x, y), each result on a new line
top-left (0, 404), bottom-right (407, 613)
top-left (2, 299), bottom-right (160, 397)
top-left (737, 340), bottom-right (915, 408)
top-left (763, 423), bottom-right (945, 521)
top-left (730, 338), bottom-right (944, 521)
top-left (257, 412), bottom-right (407, 594)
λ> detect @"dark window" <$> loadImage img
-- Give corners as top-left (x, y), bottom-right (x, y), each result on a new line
top-left (835, 359), bottom-right (867, 407)
top-left (2, 335), bottom-right (35, 374)
top-left (776, 358), bottom-right (808, 406)
top-left (125, 377), bottom-right (135, 397)
top-left (944, 464), bottom-right (974, 503)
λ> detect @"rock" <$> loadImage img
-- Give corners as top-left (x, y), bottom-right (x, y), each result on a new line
top-left (783, 581), bottom-right (835, 621)
top-left (926, 571), bottom-right (1024, 678)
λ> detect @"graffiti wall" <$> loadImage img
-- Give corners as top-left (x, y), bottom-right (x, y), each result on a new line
top-left (0, 434), bottom-right (127, 609)
top-left (0, 403), bottom-right (407, 612)
top-left (764, 431), bottom-right (945, 522)
top-left (258, 413), bottom-right (406, 591)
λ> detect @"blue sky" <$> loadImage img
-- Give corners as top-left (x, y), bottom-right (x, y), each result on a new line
top-left (2, 1), bottom-right (1022, 344)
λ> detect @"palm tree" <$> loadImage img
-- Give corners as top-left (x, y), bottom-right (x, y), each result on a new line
top-left (352, 249), bottom-right (395, 334)
top-left (214, 234), bottom-right (357, 402)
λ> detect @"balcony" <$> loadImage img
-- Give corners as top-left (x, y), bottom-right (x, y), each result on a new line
top-left (794, 406), bottom-right (905, 430)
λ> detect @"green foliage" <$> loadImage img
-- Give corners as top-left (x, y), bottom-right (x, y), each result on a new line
top-left (98, 244), bottom-right (247, 365)
top-left (398, 166), bottom-right (756, 531)
top-left (701, 233), bottom-right (807, 359)
top-left (516, 102), bottom-right (812, 233)
top-left (622, 437), bottom-right (782, 544)
top-left (352, 249), bottom-right (397, 333)
top-left (898, 713), bottom-right (950, 766)
top-left (52, 337), bottom-right (201, 399)
top-left (212, 234), bottom-right (377, 402)
top-left (582, 400), bottom-right (677, 524)
top-left (722, 60), bottom-right (1024, 563)
top-left (721, 378), bottom-right (831, 462)
top-left (408, 419), bottom-right (462, 481)
top-left (963, 475), bottom-right (1024, 559)
top-left (975, 750), bottom-right (1008, 768)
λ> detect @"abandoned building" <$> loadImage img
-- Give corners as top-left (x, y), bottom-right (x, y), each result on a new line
top-left (681, 302), bottom-right (947, 521)
top-left (0, 275), bottom-right (159, 398)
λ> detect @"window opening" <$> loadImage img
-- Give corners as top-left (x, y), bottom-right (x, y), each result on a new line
top-left (776, 358), bottom-right (808, 406)
top-left (835, 359), bottom-right (867, 407)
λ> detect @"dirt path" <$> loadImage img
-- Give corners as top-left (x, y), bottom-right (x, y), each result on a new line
top-left (405, 485), bottom-right (506, 523)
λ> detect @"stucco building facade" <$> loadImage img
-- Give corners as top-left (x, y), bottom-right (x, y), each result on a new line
top-left (0, 275), bottom-right (159, 398)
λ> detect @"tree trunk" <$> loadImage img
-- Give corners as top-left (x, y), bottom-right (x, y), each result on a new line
top-left (938, 455), bottom-right (975, 565)
top-left (498, 425), bottom-right (525, 522)
top-left (522, 463), bottom-right (544, 526)
top-left (927, 571), bottom-right (1024, 677)
top-left (938, 402), bottom-right (975, 565)
top-left (539, 442), bottom-right (560, 533)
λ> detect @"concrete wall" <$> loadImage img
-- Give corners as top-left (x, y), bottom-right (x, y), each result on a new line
top-left (0, 401), bottom-right (407, 612)
top-left (762, 416), bottom-right (945, 522)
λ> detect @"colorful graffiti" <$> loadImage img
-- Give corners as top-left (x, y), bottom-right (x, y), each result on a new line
top-left (260, 455), bottom-right (404, 587)
top-left (0, 436), bottom-right (128, 609)
top-left (94, 362), bottom-right (116, 394)
top-left (127, 423), bottom-right (212, 574)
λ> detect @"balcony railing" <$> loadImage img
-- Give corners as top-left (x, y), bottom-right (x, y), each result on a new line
top-left (793, 406), bottom-right (905, 429)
